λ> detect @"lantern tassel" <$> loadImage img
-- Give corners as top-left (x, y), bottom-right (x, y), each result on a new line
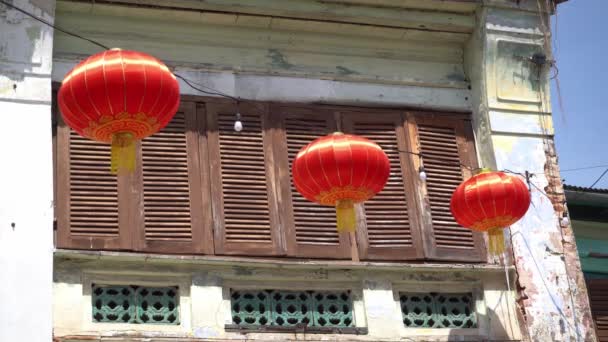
top-left (336, 199), bottom-right (356, 232)
top-left (487, 227), bottom-right (506, 256)
top-left (111, 132), bottom-right (136, 175)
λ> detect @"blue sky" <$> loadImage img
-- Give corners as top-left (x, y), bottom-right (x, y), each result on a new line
top-left (551, 0), bottom-right (608, 188)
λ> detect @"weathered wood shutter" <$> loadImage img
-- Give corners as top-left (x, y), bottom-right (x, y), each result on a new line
top-left (134, 101), bottom-right (211, 254)
top-left (342, 112), bottom-right (423, 261)
top-left (56, 116), bottom-right (130, 250)
top-left (272, 106), bottom-right (351, 259)
top-left (206, 102), bottom-right (283, 256)
top-left (407, 114), bottom-right (485, 262)
top-left (588, 279), bottom-right (608, 342)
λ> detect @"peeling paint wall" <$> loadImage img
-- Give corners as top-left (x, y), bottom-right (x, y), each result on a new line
top-left (0, 0), bottom-right (55, 341)
top-left (465, 4), bottom-right (596, 341)
top-left (52, 0), bottom-right (470, 92)
top-left (53, 253), bottom-right (521, 341)
top-left (0, 0), bottom-right (591, 340)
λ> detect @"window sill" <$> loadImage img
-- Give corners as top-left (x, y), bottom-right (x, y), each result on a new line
top-left (225, 324), bottom-right (368, 335)
top-left (54, 249), bottom-right (510, 273)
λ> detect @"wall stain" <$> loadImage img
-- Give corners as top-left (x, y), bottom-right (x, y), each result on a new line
top-left (26, 25), bottom-right (41, 42)
top-left (446, 72), bottom-right (466, 82)
top-left (336, 65), bottom-right (360, 76)
top-left (28, 0), bottom-right (54, 16)
top-left (267, 49), bottom-right (293, 69)
top-left (232, 266), bottom-right (253, 276)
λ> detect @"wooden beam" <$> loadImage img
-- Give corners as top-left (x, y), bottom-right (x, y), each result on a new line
top-left (59, 0), bottom-right (475, 33)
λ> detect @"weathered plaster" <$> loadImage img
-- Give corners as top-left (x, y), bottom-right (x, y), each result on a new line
top-left (0, 0), bottom-right (582, 340)
top-left (465, 4), bottom-right (596, 341)
top-left (56, 0), bottom-right (477, 33)
top-left (53, 253), bottom-right (521, 341)
top-left (0, 1), bottom-right (55, 342)
top-left (52, 60), bottom-right (472, 111)
top-left (52, 0), bottom-right (469, 89)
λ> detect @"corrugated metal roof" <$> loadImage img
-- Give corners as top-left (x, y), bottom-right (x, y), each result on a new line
top-left (564, 184), bottom-right (608, 194)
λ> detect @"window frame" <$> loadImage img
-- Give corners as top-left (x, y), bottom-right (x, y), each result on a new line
top-left (80, 272), bottom-right (192, 333)
top-left (392, 281), bottom-right (488, 338)
top-left (223, 280), bottom-right (366, 335)
top-left (53, 91), bottom-right (486, 263)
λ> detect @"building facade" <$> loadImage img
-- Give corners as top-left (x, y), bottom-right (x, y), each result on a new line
top-left (565, 185), bottom-right (608, 341)
top-left (0, 0), bottom-right (597, 341)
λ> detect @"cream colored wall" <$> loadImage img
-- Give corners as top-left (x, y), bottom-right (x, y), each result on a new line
top-left (48, 1), bottom-right (572, 341)
top-left (52, 0), bottom-right (469, 94)
top-left (464, 3), bottom-right (597, 341)
top-left (53, 252), bottom-right (521, 341)
top-left (0, 1), bottom-right (55, 341)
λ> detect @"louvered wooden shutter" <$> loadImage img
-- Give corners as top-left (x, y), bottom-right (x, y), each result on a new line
top-left (272, 106), bottom-right (351, 259)
top-left (206, 102), bottom-right (282, 256)
top-left (134, 101), bottom-right (211, 254)
top-left (407, 114), bottom-right (485, 262)
top-left (342, 112), bottom-right (423, 261)
top-left (589, 279), bottom-right (608, 342)
top-left (55, 116), bottom-right (130, 250)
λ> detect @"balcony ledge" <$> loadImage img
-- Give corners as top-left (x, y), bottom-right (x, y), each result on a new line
top-left (55, 249), bottom-right (510, 274)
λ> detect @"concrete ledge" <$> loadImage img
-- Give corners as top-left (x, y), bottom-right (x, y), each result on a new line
top-left (54, 249), bottom-right (510, 273)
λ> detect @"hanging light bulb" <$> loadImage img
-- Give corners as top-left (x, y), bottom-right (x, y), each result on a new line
top-left (419, 166), bottom-right (427, 182)
top-left (234, 112), bottom-right (243, 132)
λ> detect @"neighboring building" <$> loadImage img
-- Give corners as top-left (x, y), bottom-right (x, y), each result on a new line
top-left (0, 0), bottom-right (598, 341)
top-left (565, 185), bottom-right (608, 341)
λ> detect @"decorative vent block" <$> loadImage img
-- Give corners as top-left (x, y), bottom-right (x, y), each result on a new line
top-left (231, 290), bottom-right (353, 328)
top-left (92, 284), bottom-right (179, 325)
top-left (399, 292), bottom-right (476, 329)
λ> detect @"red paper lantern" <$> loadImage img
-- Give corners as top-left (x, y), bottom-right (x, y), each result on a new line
top-left (450, 169), bottom-right (530, 256)
top-left (292, 132), bottom-right (390, 232)
top-left (58, 49), bottom-right (180, 174)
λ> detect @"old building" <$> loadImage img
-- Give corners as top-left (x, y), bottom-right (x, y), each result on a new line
top-left (565, 185), bottom-right (608, 341)
top-left (0, 0), bottom-right (597, 341)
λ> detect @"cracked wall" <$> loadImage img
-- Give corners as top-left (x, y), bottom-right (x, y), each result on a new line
top-left (53, 254), bottom-right (522, 341)
top-left (0, 1), bottom-right (56, 342)
top-left (465, 4), bottom-right (596, 341)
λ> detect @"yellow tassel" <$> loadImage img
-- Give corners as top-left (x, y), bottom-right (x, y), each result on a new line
top-left (336, 199), bottom-right (356, 232)
top-left (110, 132), bottom-right (136, 175)
top-left (487, 227), bottom-right (506, 257)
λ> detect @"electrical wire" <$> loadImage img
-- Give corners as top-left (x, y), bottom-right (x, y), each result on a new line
top-left (3, 0), bottom-right (598, 190)
top-left (0, 0), bottom-right (111, 50)
top-left (0, 0), bottom-right (241, 102)
top-left (173, 74), bottom-right (239, 101)
top-left (3, 1), bottom-right (597, 191)
top-left (587, 168), bottom-right (608, 189)
top-left (396, 149), bottom-right (480, 172)
top-left (6, 3), bottom-right (591, 338)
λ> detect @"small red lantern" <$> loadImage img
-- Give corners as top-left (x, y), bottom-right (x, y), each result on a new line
top-left (292, 132), bottom-right (390, 232)
top-left (450, 169), bottom-right (531, 256)
top-left (58, 49), bottom-right (180, 174)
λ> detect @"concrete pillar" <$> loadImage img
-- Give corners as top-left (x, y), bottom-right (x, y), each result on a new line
top-left (362, 279), bottom-right (403, 338)
top-left (465, 3), bottom-right (596, 341)
top-left (0, 1), bottom-right (55, 341)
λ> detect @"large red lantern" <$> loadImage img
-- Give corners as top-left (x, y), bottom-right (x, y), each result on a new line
top-left (292, 132), bottom-right (390, 232)
top-left (450, 169), bottom-right (531, 256)
top-left (58, 49), bottom-right (180, 174)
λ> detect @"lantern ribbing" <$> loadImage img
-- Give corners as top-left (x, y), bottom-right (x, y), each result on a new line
top-left (292, 133), bottom-right (390, 232)
top-left (58, 49), bottom-right (180, 174)
top-left (450, 170), bottom-right (531, 256)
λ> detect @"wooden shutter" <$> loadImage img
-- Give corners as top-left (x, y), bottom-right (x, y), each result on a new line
top-left (206, 102), bottom-right (282, 256)
top-left (56, 117), bottom-right (130, 250)
top-left (589, 279), bottom-right (608, 342)
top-left (134, 101), bottom-right (211, 254)
top-left (342, 112), bottom-right (423, 261)
top-left (272, 106), bottom-right (351, 259)
top-left (407, 114), bottom-right (485, 262)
